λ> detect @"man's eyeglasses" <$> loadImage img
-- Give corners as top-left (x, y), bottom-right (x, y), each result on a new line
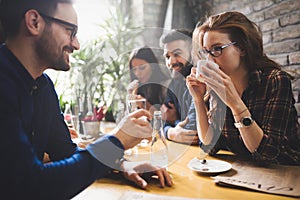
top-left (199, 42), bottom-right (237, 57)
top-left (39, 13), bottom-right (78, 41)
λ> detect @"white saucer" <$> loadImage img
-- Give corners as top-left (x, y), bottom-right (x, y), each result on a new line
top-left (188, 157), bottom-right (232, 174)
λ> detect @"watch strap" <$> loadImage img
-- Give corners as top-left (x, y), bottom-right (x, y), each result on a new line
top-left (234, 116), bottom-right (254, 128)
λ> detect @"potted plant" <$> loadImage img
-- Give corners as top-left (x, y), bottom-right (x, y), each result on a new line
top-left (70, 2), bottom-right (142, 123)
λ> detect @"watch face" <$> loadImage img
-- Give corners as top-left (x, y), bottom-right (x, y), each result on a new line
top-left (242, 117), bottom-right (252, 126)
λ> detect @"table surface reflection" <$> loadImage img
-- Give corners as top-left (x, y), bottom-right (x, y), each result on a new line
top-left (72, 140), bottom-right (295, 200)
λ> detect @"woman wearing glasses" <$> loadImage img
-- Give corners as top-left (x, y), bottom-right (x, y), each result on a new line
top-left (186, 11), bottom-right (300, 165)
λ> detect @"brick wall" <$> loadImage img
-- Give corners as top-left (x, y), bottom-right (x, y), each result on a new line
top-left (188, 0), bottom-right (300, 92)
top-left (129, 0), bottom-right (168, 48)
top-left (207, 0), bottom-right (300, 68)
top-left (128, 0), bottom-right (300, 92)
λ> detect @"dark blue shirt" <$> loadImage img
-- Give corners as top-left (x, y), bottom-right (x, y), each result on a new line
top-left (0, 44), bottom-right (124, 199)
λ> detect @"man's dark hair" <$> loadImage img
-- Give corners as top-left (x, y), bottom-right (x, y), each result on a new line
top-left (0, 0), bottom-right (73, 39)
top-left (160, 29), bottom-right (192, 46)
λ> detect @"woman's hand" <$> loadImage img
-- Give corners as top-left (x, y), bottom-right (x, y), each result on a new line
top-left (127, 80), bottom-right (139, 94)
top-left (186, 67), bottom-right (207, 101)
top-left (198, 63), bottom-right (241, 109)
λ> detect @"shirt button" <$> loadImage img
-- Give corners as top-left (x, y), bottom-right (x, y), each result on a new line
top-left (32, 131), bottom-right (35, 136)
top-left (32, 85), bottom-right (38, 90)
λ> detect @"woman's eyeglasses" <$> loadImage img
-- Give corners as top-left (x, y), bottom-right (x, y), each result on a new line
top-left (39, 13), bottom-right (78, 41)
top-left (199, 42), bottom-right (237, 57)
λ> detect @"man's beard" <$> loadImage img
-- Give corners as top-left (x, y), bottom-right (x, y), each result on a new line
top-left (172, 62), bottom-right (193, 79)
top-left (35, 26), bottom-right (71, 72)
top-left (179, 62), bottom-right (193, 77)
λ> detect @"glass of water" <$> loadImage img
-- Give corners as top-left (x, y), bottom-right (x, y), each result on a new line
top-left (126, 94), bottom-right (146, 113)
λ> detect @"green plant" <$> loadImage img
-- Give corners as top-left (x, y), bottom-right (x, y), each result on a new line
top-left (71, 2), bottom-right (142, 120)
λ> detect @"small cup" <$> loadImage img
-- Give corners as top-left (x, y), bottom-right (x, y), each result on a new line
top-left (196, 60), bottom-right (219, 82)
top-left (81, 121), bottom-right (100, 138)
top-left (127, 97), bottom-right (146, 113)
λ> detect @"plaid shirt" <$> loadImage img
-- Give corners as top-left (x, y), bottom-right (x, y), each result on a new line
top-left (201, 68), bottom-right (300, 165)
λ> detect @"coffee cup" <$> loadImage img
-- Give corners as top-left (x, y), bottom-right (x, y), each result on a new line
top-left (196, 60), bottom-right (219, 82)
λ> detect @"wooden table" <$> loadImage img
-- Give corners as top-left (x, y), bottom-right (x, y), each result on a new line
top-left (72, 141), bottom-right (296, 200)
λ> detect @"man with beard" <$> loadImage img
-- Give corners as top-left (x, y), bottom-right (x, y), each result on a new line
top-left (0, 0), bottom-right (172, 199)
top-left (160, 29), bottom-right (199, 145)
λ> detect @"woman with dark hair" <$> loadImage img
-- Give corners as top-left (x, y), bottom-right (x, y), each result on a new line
top-left (186, 11), bottom-right (300, 165)
top-left (128, 46), bottom-right (171, 112)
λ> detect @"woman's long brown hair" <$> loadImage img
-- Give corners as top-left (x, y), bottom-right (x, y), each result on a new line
top-left (192, 11), bottom-right (281, 71)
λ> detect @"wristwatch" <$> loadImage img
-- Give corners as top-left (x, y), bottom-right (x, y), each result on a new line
top-left (234, 116), bottom-right (254, 128)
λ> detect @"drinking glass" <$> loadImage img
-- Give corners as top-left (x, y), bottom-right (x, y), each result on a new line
top-left (127, 96), bottom-right (146, 113)
top-left (125, 94), bottom-right (148, 157)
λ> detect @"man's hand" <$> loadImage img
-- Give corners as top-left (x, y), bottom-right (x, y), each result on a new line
top-left (113, 109), bottom-right (152, 150)
top-left (121, 161), bottom-right (173, 189)
top-left (167, 117), bottom-right (199, 145)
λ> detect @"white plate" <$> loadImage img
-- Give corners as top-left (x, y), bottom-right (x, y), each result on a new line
top-left (188, 157), bottom-right (232, 174)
